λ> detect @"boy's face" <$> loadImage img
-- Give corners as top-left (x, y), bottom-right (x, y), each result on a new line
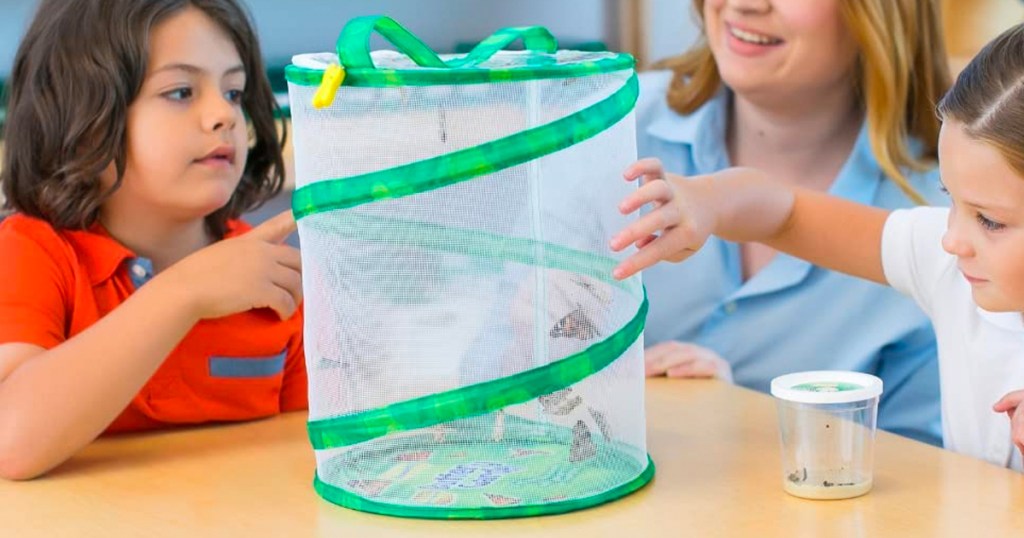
top-left (102, 6), bottom-right (248, 224)
top-left (939, 120), bottom-right (1024, 312)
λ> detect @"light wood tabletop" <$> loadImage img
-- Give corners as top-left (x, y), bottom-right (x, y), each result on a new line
top-left (2, 379), bottom-right (1024, 537)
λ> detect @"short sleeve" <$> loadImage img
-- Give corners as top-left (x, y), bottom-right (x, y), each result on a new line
top-left (880, 207), bottom-right (955, 315)
top-left (0, 222), bottom-right (70, 348)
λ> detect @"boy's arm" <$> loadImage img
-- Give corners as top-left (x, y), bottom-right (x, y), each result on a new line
top-left (0, 284), bottom-right (201, 481)
top-left (0, 211), bottom-right (302, 480)
top-left (611, 162), bottom-right (889, 285)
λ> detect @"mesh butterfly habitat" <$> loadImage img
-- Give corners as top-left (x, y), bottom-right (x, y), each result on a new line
top-left (286, 15), bottom-right (652, 519)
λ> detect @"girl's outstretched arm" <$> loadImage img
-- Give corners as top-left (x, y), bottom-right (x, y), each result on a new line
top-left (610, 159), bottom-right (889, 285)
top-left (0, 212), bottom-right (301, 480)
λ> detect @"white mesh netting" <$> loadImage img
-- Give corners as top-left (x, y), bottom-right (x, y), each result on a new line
top-left (290, 48), bottom-right (649, 516)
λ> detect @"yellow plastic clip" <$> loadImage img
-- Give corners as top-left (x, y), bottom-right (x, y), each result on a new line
top-left (312, 64), bottom-right (345, 109)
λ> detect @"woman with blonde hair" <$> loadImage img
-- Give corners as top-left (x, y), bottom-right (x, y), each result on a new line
top-left (638, 0), bottom-right (950, 445)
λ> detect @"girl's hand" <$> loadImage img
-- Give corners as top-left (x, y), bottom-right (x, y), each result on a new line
top-left (993, 390), bottom-right (1024, 458)
top-left (160, 211), bottom-right (303, 321)
top-left (644, 341), bottom-right (734, 383)
top-left (609, 158), bottom-right (717, 280)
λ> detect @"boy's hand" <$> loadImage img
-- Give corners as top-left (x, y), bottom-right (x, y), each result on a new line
top-left (162, 210), bottom-right (303, 321)
top-left (609, 158), bottom-right (717, 280)
top-left (993, 390), bottom-right (1024, 458)
top-left (644, 341), bottom-right (733, 383)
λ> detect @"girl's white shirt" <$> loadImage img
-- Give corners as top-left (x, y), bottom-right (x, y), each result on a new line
top-left (883, 207), bottom-right (1024, 470)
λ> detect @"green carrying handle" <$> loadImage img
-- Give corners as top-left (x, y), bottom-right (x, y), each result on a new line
top-left (336, 15), bottom-right (448, 69)
top-left (448, 26), bottom-right (558, 67)
top-left (336, 15), bottom-right (558, 71)
top-left (315, 17), bottom-right (563, 106)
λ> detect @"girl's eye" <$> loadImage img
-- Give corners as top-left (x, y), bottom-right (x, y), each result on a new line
top-left (225, 89), bottom-right (244, 104)
top-left (976, 212), bottom-right (1006, 232)
top-left (163, 87), bottom-right (193, 101)
top-left (939, 184), bottom-right (950, 195)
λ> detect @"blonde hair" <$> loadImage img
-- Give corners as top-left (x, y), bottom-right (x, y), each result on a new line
top-left (937, 23), bottom-right (1024, 177)
top-left (656, 0), bottom-right (952, 205)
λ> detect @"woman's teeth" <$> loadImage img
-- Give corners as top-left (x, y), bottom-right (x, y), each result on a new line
top-left (729, 26), bottom-right (782, 45)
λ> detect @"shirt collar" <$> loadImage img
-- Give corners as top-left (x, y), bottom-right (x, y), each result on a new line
top-left (646, 89), bottom-right (892, 301)
top-left (976, 308), bottom-right (1024, 333)
top-left (63, 224), bottom-right (138, 286)
top-left (645, 88), bottom-right (884, 205)
top-left (646, 87), bottom-right (730, 174)
top-left (645, 87), bottom-right (726, 146)
top-left (61, 219), bottom-right (252, 287)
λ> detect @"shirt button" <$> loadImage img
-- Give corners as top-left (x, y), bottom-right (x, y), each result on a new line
top-left (132, 264), bottom-right (148, 278)
top-left (723, 302), bottom-right (738, 314)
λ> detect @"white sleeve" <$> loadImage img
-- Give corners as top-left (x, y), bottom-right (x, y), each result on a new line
top-left (880, 207), bottom-right (955, 315)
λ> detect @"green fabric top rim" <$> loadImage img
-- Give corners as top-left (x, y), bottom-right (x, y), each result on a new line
top-left (284, 53), bottom-right (635, 87)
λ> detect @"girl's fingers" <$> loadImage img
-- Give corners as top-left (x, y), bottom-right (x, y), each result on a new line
top-left (635, 234), bottom-right (659, 249)
top-left (993, 390), bottom-right (1024, 412)
top-left (623, 158), bottom-right (665, 182)
top-left (618, 179), bottom-right (673, 216)
top-left (614, 232), bottom-right (697, 280)
top-left (611, 203), bottom-right (681, 252)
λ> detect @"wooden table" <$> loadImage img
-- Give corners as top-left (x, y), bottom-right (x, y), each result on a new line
top-left (2, 379), bottom-right (1024, 537)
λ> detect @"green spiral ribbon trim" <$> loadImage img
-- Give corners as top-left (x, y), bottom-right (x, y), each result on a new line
top-left (291, 73), bottom-right (637, 220)
top-left (307, 292), bottom-right (646, 449)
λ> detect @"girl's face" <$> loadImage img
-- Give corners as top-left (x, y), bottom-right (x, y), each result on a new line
top-left (103, 6), bottom-right (248, 223)
top-left (939, 120), bottom-right (1024, 312)
top-left (703, 0), bottom-right (858, 102)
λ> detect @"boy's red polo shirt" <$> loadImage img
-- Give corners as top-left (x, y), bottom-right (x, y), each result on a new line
top-left (0, 214), bottom-right (307, 433)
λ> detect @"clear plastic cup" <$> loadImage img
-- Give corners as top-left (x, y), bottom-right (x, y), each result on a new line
top-left (770, 371), bottom-right (883, 500)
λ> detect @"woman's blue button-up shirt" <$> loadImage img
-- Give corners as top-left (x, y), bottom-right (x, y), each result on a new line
top-left (636, 71), bottom-right (944, 446)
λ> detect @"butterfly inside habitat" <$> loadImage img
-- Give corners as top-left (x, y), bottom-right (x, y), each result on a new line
top-left (549, 307), bottom-right (601, 340)
top-left (569, 419), bottom-right (597, 462)
top-left (538, 388), bottom-right (583, 416)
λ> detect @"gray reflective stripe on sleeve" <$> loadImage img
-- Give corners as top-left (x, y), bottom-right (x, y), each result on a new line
top-left (209, 351), bottom-right (287, 378)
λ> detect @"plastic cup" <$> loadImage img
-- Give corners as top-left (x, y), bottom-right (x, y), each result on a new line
top-left (770, 371), bottom-right (883, 500)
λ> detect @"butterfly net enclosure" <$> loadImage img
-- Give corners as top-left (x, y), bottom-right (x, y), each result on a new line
top-left (287, 16), bottom-right (652, 519)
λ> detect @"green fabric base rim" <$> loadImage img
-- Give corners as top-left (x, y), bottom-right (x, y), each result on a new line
top-left (284, 54), bottom-right (634, 87)
top-left (312, 454), bottom-right (655, 520)
top-left (306, 293), bottom-right (647, 450)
